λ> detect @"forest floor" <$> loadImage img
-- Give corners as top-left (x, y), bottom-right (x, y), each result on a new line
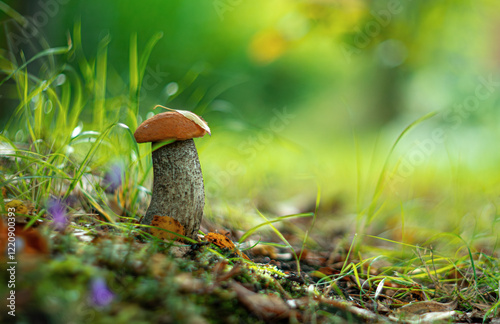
top-left (1, 191), bottom-right (499, 324)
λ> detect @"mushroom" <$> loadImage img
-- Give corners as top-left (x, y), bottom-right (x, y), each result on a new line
top-left (134, 111), bottom-right (209, 240)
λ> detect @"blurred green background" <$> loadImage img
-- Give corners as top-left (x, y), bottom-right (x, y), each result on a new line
top-left (1, 0), bottom-right (500, 247)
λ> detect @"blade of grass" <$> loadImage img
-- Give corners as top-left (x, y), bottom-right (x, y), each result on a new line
top-left (484, 299), bottom-right (500, 323)
top-left (0, 45), bottom-right (71, 87)
top-left (65, 65), bottom-right (85, 136)
top-left (129, 33), bottom-right (138, 114)
top-left (0, 1), bottom-right (27, 25)
top-left (255, 209), bottom-right (303, 275)
top-left (361, 111), bottom-right (438, 227)
top-left (93, 33), bottom-right (110, 130)
top-left (341, 234), bottom-right (357, 274)
top-left (238, 212), bottom-right (313, 244)
top-left (298, 184), bottom-right (320, 263)
top-left (364, 234), bottom-right (427, 250)
top-left (78, 183), bottom-right (118, 224)
top-left (351, 262), bottom-right (362, 290)
top-left (128, 32), bottom-right (163, 129)
top-left (63, 123), bottom-right (115, 200)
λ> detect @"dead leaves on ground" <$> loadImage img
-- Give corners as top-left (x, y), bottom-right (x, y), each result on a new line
top-left (3, 199), bottom-right (37, 224)
top-left (150, 215), bottom-right (185, 241)
top-left (0, 196), bottom-right (496, 322)
top-left (5, 199), bottom-right (29, 215)
top-left (0, 200), bottom-right (48, 258)
top-left (205, 232), bottom-right (250, 260)
top-left (0, 220), bottom-right (49, 258)
top-left (390, 300), bottom-right (458, 322)
top-left (230, 281), bottom-right (292, 322)
top-left (250, 244), bottom-right (278, 259)
top-left (396, 299), bottom-right (458, 315)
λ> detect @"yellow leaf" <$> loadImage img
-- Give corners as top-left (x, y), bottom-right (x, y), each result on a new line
top-left (205, 232), bottom-right (250, 260)
top-left (154, 105), bottom-right (211, 135)
top-left (5, 200), bottom-right (28, 215)
top-left (150, 215), bottom-right (185, 241)
top-left (205, 232), bottom-right (236, 249)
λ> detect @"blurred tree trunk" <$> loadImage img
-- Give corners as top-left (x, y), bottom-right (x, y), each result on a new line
top-left (371, 66), bottom-right (404, 125)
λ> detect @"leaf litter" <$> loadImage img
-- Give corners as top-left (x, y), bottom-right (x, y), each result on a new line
top-left (0, 131), bottom-right (494, 320)
top-left (1, 191), bottom-right (499, 323)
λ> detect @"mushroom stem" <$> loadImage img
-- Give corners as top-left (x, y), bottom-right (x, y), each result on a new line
top-left (142, 139), bottom-right (204, 239)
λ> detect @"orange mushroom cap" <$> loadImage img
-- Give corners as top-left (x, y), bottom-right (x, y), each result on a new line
top-left (134, 112), bottom-right (208, 143)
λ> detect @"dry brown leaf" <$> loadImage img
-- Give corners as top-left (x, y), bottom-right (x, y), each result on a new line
top-left (150, 215), bottom-right (185, 241)
top-left (389, 311), bottom-right (457, 323)
top-left (250, 244), bottom-right (277, 259)
top-left (230, 281), bottom-right (291, 321)
top-left (205, 232), bottom-right (235, 249)
top-left (154, 105), bottom-right (211, 135)
top-left (315, 296), bottom-right (379, 321)
top-left (0, 220), bottom-right (49, 256)
top-left (396, 300), bottom-right (457, 315)
top-left (317, 266), bottom-right (339, 276)
top-left (205, 232), bottom-right (250, 260)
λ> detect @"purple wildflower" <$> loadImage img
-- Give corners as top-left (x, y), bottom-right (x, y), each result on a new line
top-left (89, 277), bottom-right (115, 307)
top-left (102, 163), bottom-right (124, 192)
top-left (46, 198), bottom-right (67, 230)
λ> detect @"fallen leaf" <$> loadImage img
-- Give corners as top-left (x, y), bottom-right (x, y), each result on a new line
top-left (154, 105), bottom-right (211, 135)
top-left (5, 199), bottom-right (28, 215)
top-left (417, 311), bottom-right (456, 322)
top-left (205, 232), bottom-right (236, 249)
top-left (0, 220), bottom-right (49, 256)
top-left (150, 215), bottom-right (185, 241)
top-left (229, 281), bottom-right (291, 321)
top-left (205, 232), bottom-right (250, 260)
top-left (389, 311), bottom-right (457, 323)
top-left (315, 296), bottom-right (379, 321)
top-left (317, 266), bottom-right (339, 276)
top-left (250, 244), bottom-right (277, 259)
top-left (396, 300), bottom-right (457, 315)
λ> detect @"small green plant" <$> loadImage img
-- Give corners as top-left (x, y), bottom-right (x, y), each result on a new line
top-left (0, 6), bottom-right (160, 224)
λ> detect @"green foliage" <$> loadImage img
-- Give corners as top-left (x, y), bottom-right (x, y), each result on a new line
top-left (0, 3), bottom-right (161, 220)
top-left (1, 1), bottom-right (500, 322)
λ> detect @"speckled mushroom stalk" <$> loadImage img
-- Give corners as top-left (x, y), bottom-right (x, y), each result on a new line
top-left (134, 111), bottom-right (208, 240)
top-left (143, 139), bottom-right (204, 238)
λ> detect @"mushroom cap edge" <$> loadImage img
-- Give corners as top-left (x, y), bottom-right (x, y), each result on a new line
top-left (134, 111), bottom-right (208, 143)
